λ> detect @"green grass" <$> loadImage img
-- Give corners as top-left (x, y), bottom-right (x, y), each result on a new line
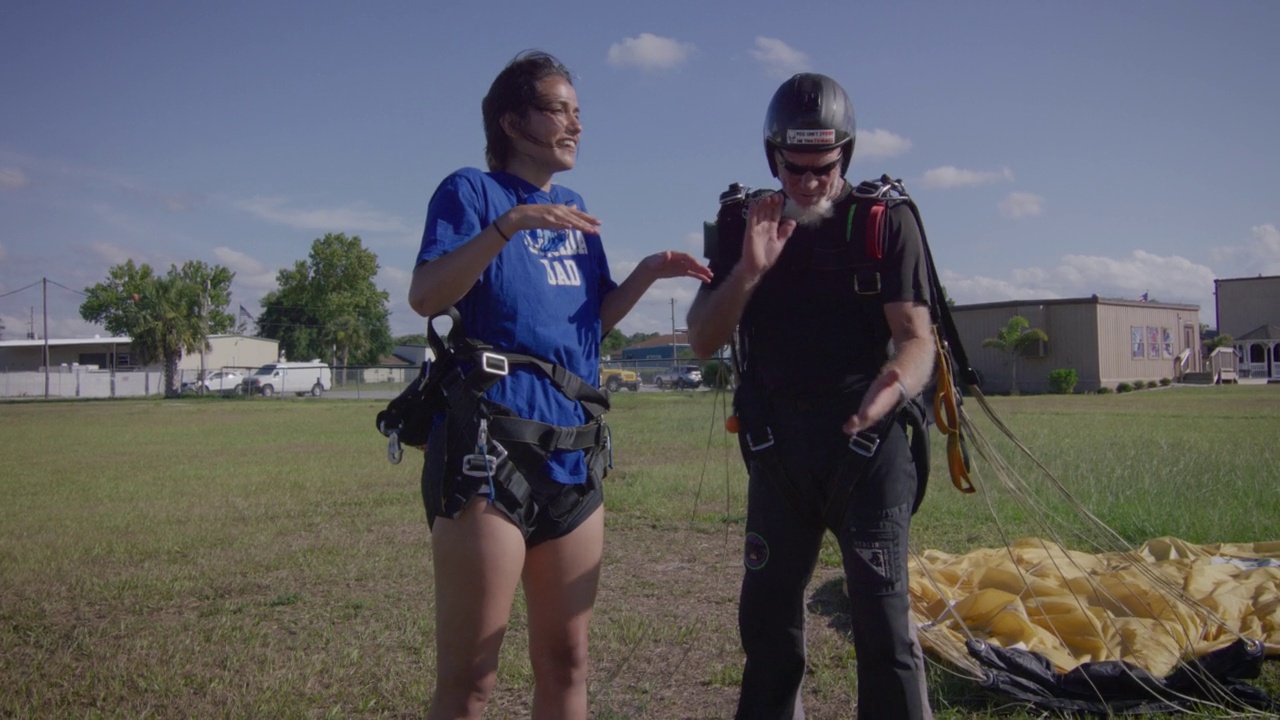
top-left (0, 386), bottom-right (1277, 718)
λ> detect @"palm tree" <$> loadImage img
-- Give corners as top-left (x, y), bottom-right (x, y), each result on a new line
top-left (129, 276), bottom-right (210, 397)
top-left (982, 315), bottom-right (1049, 395)
top-left (325, 314), bottom-right (370, 387)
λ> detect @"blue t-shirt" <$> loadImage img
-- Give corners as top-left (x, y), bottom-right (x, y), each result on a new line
top-left (417, 168), bottom-right (617, 484)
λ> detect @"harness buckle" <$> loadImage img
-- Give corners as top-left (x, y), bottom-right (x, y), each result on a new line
top-left (747, 427), bottom-right (775, 452)
top-left (480, 352), bottom-right (509, 376)
top-left (853, 271), bottom-right (882, 295)
top-left (849, 431), bottom-right (880, 458)
top-left (462, 440), bottom-right (506, 477)
top-left (387, 431), bottom-right (403, 465)
top-left (462, 453), bottom-right (498, 477)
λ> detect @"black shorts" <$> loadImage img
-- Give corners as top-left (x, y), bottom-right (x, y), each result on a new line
top-left (423, 460), bottom-right (604, 547)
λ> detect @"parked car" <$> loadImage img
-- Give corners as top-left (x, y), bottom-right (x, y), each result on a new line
top-left (599, 367), bottom-right (640, 393)
top-left (654, 365), bottom-right (703, 390)
top-left (182, 370), bottom-right (245, 395)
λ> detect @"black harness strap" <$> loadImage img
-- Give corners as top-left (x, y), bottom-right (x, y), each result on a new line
top-left (400, 306), bottom-right (612, 520)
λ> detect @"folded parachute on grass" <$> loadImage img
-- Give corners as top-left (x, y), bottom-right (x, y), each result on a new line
top-left (913, 349), bottom-right (1280, 715)
top-left (909, 536), bottom-right (1280, 713)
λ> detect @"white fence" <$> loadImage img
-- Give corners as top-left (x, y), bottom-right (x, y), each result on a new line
top-left (0, 368), bottom-right (165, 399)
top-left (0, 365), bottom-right (423, 400)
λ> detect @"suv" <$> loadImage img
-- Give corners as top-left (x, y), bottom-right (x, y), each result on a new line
top-left (599, 367), bottom-right (640, 393)
top-left (654, 365), bottom-right (702, 390)
top-left (182, 370), bottom-right (245, 395)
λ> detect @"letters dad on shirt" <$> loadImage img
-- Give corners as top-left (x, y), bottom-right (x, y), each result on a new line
top-left (524, 227), bottom-right (589, 287)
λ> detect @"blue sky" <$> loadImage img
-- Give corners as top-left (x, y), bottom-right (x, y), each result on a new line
top-left (2, 0), bottom-right (1277, 342)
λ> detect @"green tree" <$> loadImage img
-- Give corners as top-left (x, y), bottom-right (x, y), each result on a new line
top-left (981, 315), bottom-right (1048, 395)
top-left (80, 260), bottom-right (235, 396)
top-left (258, 233), bottom-right (391, 365)
top-left (938, 283), bottom-right (956, 308)
top-left (394, 333), bottom-right (430, 346)
top-left (601, 328), bottom-right (627, 356)
top-left (1202, 332), bottom-right (1233, 357)
top-left (326, 314), bottom-right (371, 386)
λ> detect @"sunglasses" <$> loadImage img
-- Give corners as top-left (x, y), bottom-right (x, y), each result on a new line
top-left (778, 156), bottom-right (841, 177)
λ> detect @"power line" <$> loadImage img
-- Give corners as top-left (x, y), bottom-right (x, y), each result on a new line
top-left (0, 280), bottom-right (43, 299)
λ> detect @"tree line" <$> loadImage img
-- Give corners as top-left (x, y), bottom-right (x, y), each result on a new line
top-left (80, 233), bottom-right (391, 396)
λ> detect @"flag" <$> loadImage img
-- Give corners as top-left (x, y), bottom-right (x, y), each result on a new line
top-left (239, 304), bottom-right (253, 321)
top-left (1139, 292), bottom-right (1149, 303)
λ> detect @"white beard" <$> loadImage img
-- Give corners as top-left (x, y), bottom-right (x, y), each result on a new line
top-left (782, 195), bottom-right (836, 228)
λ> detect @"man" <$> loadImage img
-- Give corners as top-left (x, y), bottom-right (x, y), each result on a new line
top-left (687, 73), bottom-right (935, 719)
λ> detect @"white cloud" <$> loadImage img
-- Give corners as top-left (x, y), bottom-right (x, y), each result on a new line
top-left (89, 241), bottom-right (141, 267)
top-left (921, 166), bottom-right (1013, 189)
top-left (379, 265), bottom-right (411, 288)
top-left (854, 129), bottom-right (912, 160)
top-left (944, 250), bottom-right (1217, 312)
top-left (0, 167), bottom-right (28, 190)
top-left (998, 191), bottom-right (1045, 218)
top-left (939, 269), bottom-right (1062, 303)
top-left (750, 37), bottom-right (809, 79)
top-left (1210, 223), bottom-right (1280, 276)
top-left (235, 197), bottom-right (408, 233)
top-left (212, 246), bottom-right (264, 275)
top-left (212, 246), bottom-right (278, 298)
top-left (606, 33), bottom-right (694, 71)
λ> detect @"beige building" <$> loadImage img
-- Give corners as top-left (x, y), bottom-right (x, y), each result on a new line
top-left (176, 334), bottom-right (281, 378)
top-left (951, 296), bottom-right (1201, 394)
top-left (1214, 275), bottom-right (1280, 381)
top-left (0, 334), bottom-right (280, 398)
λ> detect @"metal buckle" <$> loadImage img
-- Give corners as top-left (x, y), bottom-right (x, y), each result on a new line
top-left (849, 432), bottom-right (880, 457)
top-left (462, 454), bottom-right (498, 477)
top-left (747, 427), bottom-right (775, 452)
top-left (387, 431), bottom-right (403, 465)
top-left (481, 352), bottom-right (509, 376)
top-left (853, 271), bottom-right (882, 295)
top-left (462, 440), bottom-right (506, 476)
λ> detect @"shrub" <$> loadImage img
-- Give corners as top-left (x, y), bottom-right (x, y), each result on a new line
top-left (701, 360), bottom-right (733, 390)
top-left (1159, 377), bottom-right (1171, 387)
top-left (1047, 368), bottom-right (1078, 394)
top-left (1116, 382), bottom-right (1134, 393)
top-left (1095, 386), bottom-right (1113, 394)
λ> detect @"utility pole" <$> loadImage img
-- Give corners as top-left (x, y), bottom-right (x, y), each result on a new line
top-left (670, 298), bottom-right (677, 363)
top-left (199, 278), bottom-right (209, 391)
top-left (42, 277), bottom-right (49, 399)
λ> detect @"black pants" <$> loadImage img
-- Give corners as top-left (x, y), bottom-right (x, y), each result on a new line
top-left (735, 403), bottom-right (930, 720)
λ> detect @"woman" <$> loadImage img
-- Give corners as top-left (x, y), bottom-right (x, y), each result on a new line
top-left (408, 50), bottom-right (710, 720)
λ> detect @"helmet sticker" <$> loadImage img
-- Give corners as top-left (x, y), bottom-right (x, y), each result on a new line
top-left (786, 128), bottom-right (837, 145)
top-left (744, 532), bottom-right (770, 571)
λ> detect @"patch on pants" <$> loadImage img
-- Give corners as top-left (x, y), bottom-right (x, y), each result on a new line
top-left (744, 532), bottom-right (770, 571)
top-left (854, 545), bottom-right (890, 581)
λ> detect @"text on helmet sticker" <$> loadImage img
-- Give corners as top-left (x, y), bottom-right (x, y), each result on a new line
top-left (786, 128), bottom-right (836, 145)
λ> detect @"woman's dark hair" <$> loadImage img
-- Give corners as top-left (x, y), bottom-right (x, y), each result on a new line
top-left (482, 50), bottom-right (573, 171)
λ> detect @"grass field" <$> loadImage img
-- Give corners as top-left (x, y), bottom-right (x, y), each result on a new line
top-left (1, 385), bottom-right (1277, 718)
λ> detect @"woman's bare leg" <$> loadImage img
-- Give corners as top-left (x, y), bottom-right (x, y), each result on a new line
top-left (426, 500), bottom-right (528, 720)
top-left (522, 505), bottom-right (605, 720)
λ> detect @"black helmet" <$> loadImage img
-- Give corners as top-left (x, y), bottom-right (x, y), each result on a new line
top-left (763, 73), bottom-right (856, 178)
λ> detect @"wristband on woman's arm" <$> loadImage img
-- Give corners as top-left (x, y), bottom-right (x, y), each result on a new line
top-left (493, 218), bottom-right (512, 242)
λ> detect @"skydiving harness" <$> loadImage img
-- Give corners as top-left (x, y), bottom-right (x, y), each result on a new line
top-left (705, 175), bottom-right (980, 523)
top-left (375, 306), bottom-right (612, 519)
